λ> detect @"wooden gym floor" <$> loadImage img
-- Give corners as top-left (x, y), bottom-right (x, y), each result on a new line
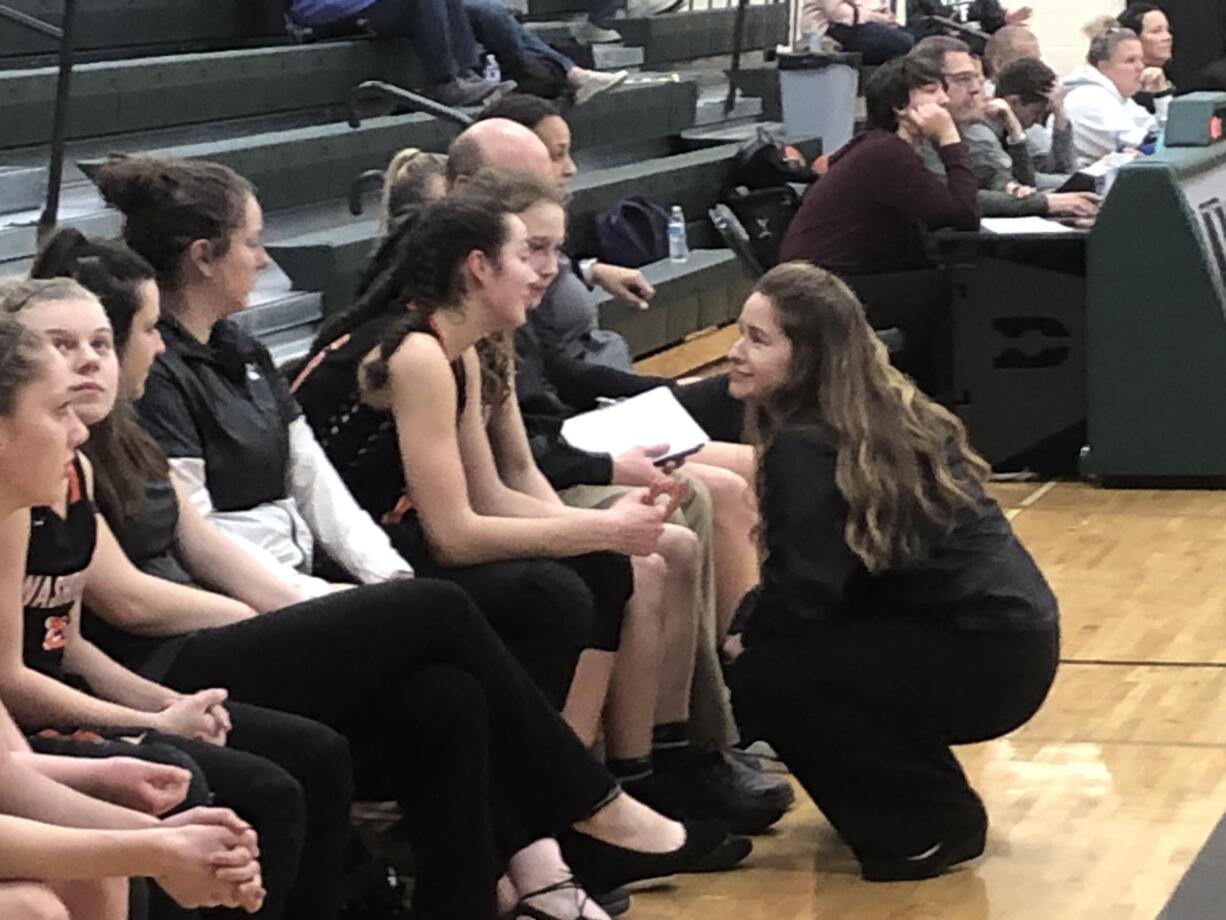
top-left (627, 328), bottom-right (1226, 920)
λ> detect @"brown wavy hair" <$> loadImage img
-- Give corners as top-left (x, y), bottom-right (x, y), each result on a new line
top-left (748, 262), bottom-right (990, 572)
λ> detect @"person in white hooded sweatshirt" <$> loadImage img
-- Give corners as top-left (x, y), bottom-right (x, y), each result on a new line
top-left (1063, 25), bottom-right (1158, 166)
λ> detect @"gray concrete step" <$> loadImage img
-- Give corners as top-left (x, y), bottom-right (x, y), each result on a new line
top-left (0, 0), bottom-right (285, 60)
top-left (266, 141), bottom-right (744, 313)
top-left (0, 40), bottom-right (422, 150)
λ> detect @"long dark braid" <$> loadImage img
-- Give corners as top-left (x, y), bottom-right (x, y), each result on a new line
top-left (358, 197), bottom-right (511, 392)
top-left (307, 205), bottom-right (427, 360)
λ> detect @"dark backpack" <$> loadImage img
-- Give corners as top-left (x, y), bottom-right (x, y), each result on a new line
top-left (723, 185), bottom-right (801, 270)
top-left (595, 197), bottom-right (671, 268)
top-left (732, 130), bottom-right (817, 190)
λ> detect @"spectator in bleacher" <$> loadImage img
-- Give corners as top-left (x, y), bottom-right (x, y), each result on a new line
top-left (910, 37), bottom-right (1099, 218)
top-left (779, 55), bottom-right (979, 274)
top-left (577, 0), bottom-right (682, 46)
top-left (1064, 23), bottom-right (1159, 165)
top-left (908, 0), bottom-right (1031, 41)
top-left (292, 176), bottom-right (763, 850)
top-left (462, 0), bottom-right (629, 103)
top-left (1118, 3), bottom-right (1176, 119)
top-left (982, 23), bottom-right (1038, 84)
top-left (24, 241), bottom-right (745, 920)
top-left (981, 25), bottom-right (1068, 177)
top-left (798, 1), bottom-right (914, 63)
top-left (994, 57), bottom-right (1078, 188)
top-left (287, 0), bottom-right (509, 105)
top-left (723, 262), bottom-right (1059, 882)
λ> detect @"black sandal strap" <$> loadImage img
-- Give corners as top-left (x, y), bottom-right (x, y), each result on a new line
top-left (514, 876), bottom-right (594, 920)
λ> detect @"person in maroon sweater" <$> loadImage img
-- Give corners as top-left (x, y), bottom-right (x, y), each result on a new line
top-left (779, 56), bottom-right (980, 274)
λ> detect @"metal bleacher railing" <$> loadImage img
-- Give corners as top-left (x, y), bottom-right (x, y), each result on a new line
top-left (0, 0), bottom-right (77, 245)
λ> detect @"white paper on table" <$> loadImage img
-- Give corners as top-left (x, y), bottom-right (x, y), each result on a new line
top-left (561, 387), bottom-right (710, 463)
top-left (980, 216), bottom-right (1073, 235)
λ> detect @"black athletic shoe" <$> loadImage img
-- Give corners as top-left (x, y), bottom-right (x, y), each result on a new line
top-left (629, 749), bottom-right (793, 835)
top-left (859, 819), bottom-right (988, 882)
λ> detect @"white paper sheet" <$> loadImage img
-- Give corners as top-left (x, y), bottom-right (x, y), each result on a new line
top-left (561, 387), bottom-right (710, 462)
top-left (980, 217), bottom-right (1073, 235)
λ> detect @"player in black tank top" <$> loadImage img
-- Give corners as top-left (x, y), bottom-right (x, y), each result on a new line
top-left (10, 452), bottom-right (363, 919)
top-left (23, 459), bottom-right (93, 683)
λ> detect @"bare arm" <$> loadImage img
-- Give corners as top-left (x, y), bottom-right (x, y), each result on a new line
top-left (0, 706), bottom-right (157, 831)
top-left (84, 513), bottom-right (256, 637)
top-left (0, 510), bottom-right (172, 735)
top-left (0, 817), bottom-right (181, 878)
top-left (171, 480), bottom-right (311, 614)
top-left (480, 370), bottom-right (565, 507)
top-left (387, 336), bottom-right (651, 566)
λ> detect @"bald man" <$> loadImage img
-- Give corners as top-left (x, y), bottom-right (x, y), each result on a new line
top-left (983, 24), bottom-right (1039, 81)
top-left (446, 117), bottom-right (654, 310)
top-left (445, 118), bottom-right (555, 188)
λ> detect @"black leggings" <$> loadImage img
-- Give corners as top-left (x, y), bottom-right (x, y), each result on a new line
top-left (730, 616), bottom-right (1058, 863)
top-left (154, 579), bottom-right (618, 920)
top-left (28, 703), bottom-right (348, 920)
top-left (391, 516), bottom-right (633, 707)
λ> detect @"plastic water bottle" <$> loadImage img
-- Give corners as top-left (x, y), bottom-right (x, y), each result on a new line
top-left (668, 205), bottom-right (688, 263)
top-left (483, 54), bottom-right (501, 84)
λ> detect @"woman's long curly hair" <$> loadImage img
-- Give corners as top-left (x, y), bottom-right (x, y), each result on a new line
top-left (748, 262), bottom-right (990, 572)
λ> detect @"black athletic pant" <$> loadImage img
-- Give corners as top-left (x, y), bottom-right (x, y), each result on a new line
top-left (390, 516), bottom-right (633, 707)
top-left (730, 615), bottom-right (1058, 863)
top-left (155, 579), bottom-right (619, 920)
top-left (28, 708), bottom-right (335, 920)
top-left (676, 374), bottom-right (744, 445)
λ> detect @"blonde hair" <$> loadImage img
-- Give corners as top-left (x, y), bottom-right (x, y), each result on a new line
top-left (0, 276), bottom-right (97, 316)
top-left (381, 148), bottom-right (449, 230)
top-left (749, 263), bottom-right (991, 573)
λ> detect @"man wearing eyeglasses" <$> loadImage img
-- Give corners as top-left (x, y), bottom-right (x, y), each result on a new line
top-left (910, 36), bottom-right (1100, 219)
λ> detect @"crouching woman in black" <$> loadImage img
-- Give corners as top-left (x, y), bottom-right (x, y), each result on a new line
top-left (723, 262), bottom-right (1059, 882)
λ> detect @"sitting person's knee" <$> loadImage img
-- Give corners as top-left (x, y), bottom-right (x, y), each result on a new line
top-left (2, 884), bottom-right (70, 920)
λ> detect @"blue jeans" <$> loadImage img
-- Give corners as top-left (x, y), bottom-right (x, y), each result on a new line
top-left (588, 0), bottom-right (623, 28)
top-left (365, 0), bottom-right (479, 83)
top-left (464, 0), bottom-right (574, 73)
top-left (827, 21), bottom-right (914, 64)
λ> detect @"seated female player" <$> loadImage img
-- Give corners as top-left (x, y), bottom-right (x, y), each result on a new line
top-left (1, 277), bottom-right (344, 919)
top-left (95, 153), bottom-right (613, 736)
top-left (723, 262), bottom-right (1060, 882)
top-left (27, 237), bottom-right (746, 920)
top-left (0, 315), bottom-right (262, 918)
top-left (292, 175), bottom-right (727, 825)
top-left (369, 147), bottom-right (791, 835)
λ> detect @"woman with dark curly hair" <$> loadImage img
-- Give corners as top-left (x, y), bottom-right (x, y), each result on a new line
top-left (293, 173), bottom-right (733, 835)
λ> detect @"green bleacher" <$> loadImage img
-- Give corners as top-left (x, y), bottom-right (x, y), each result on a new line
top-left (0, 0), bottom-right (802, 363)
